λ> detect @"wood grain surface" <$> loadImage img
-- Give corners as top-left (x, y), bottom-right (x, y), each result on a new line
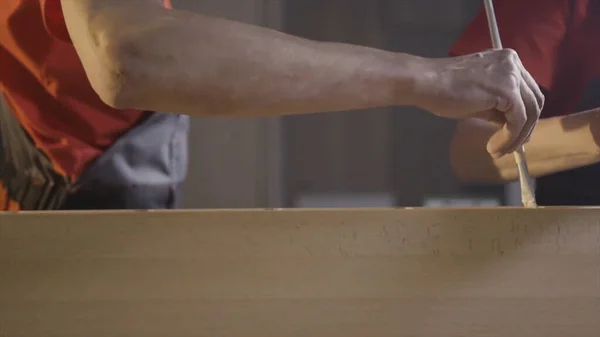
top-left (0, 207), bottom-right (599, 336)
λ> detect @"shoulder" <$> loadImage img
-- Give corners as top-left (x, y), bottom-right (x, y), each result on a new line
top-left (41, 0), bottom-right (71, 42)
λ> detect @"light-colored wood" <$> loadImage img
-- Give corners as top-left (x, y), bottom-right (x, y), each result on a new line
top-left (1, 207), bottom-right (599, 336)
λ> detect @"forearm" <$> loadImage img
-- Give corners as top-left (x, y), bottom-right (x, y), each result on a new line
top-left (450, 109), bottom-right (600, 182)
top-left (65, 2), bottom-right (426, 117)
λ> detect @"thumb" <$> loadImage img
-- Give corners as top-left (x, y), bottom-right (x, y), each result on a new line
top-left (476, 109), bottom-right (514, 157)
top-left (486, 128), bottom-right (510, 158)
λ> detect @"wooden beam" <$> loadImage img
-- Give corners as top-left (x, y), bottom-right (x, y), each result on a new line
top-left (1, 208), bottom-right (599, 336)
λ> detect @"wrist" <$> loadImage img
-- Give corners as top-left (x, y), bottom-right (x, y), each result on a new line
top-left (391, 54), bottom-right (438, 108)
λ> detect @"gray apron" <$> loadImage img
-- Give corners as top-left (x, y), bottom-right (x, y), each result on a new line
top-left (0, 97), bottom-right (189, 210)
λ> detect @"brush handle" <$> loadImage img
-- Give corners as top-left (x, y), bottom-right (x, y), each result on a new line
top-left (483, 0), bottom-right (537, 207)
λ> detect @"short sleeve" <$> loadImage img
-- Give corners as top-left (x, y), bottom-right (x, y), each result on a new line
top-left (41, 0), bottom-right (72, 42)
top-left (450, 0), bottom-right (571, 91)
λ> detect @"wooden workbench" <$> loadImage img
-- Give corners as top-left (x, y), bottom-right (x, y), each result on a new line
top-left (1, 207), bottom-right (599, 336)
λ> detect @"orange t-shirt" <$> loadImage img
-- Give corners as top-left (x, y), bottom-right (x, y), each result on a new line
top-left (450, 0), bottom-right (600, 117)
top-left (0, 0), bottom-right (172, 180)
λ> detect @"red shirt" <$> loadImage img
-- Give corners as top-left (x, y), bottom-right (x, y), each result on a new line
top-left (450, 0), bottom-right (600, 117)
top-left (0, 0), bottom-right (171, 180)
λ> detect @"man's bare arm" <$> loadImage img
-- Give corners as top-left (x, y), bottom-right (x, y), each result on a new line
top-left (61, 0), bottom-right (428, 117)
top-left (450, 110), bottom-right (600, 183)
top-left (61, 0), bottom-right (542, 155)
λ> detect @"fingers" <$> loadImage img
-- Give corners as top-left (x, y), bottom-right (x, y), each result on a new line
top-left (476, 109), bottom-right (514, 158)
top-left (517, 75), bottom-right (541, 142)
top-left (486, 78), bottom-right (526, 156)
top-left (508, 53), bottom-right (543, 144)
top-left (516, 57), bottom-right (545, 112)
top-left (518, 63), bottom-right (544, 143)
top-left (485, 81), bottom-right (539, 157)
top-left (486, 51), bottom-right (542, 156)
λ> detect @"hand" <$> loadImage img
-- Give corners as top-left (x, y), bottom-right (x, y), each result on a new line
top-left (414, 49), bottom-right (544, 157)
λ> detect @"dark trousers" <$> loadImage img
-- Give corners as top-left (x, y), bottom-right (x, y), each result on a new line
top-left (60, 183), bottom-right (182, 210)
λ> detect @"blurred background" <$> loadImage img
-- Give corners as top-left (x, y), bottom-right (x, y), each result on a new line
top-left (174, 0), bottom-right (519, 209)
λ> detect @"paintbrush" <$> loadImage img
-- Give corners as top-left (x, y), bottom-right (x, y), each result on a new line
top-left (483, 0), bottom-right (537, 208)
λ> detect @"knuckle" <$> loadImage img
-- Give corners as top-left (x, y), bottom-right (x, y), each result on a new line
top-left (503, 73), bottom-right (520, 90)
top-left (501, 48), bottom-right (518, 59)
top-left (493, 95), bottom-right (512, 113)
top-left (515, 111), bottom-right (527, 126)
top-left (499, 62), bottom-right (520, 79)
top-left (504, 60), bottom-right (520, 72)
top-left (499, 50), bottom-right (520, 67)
